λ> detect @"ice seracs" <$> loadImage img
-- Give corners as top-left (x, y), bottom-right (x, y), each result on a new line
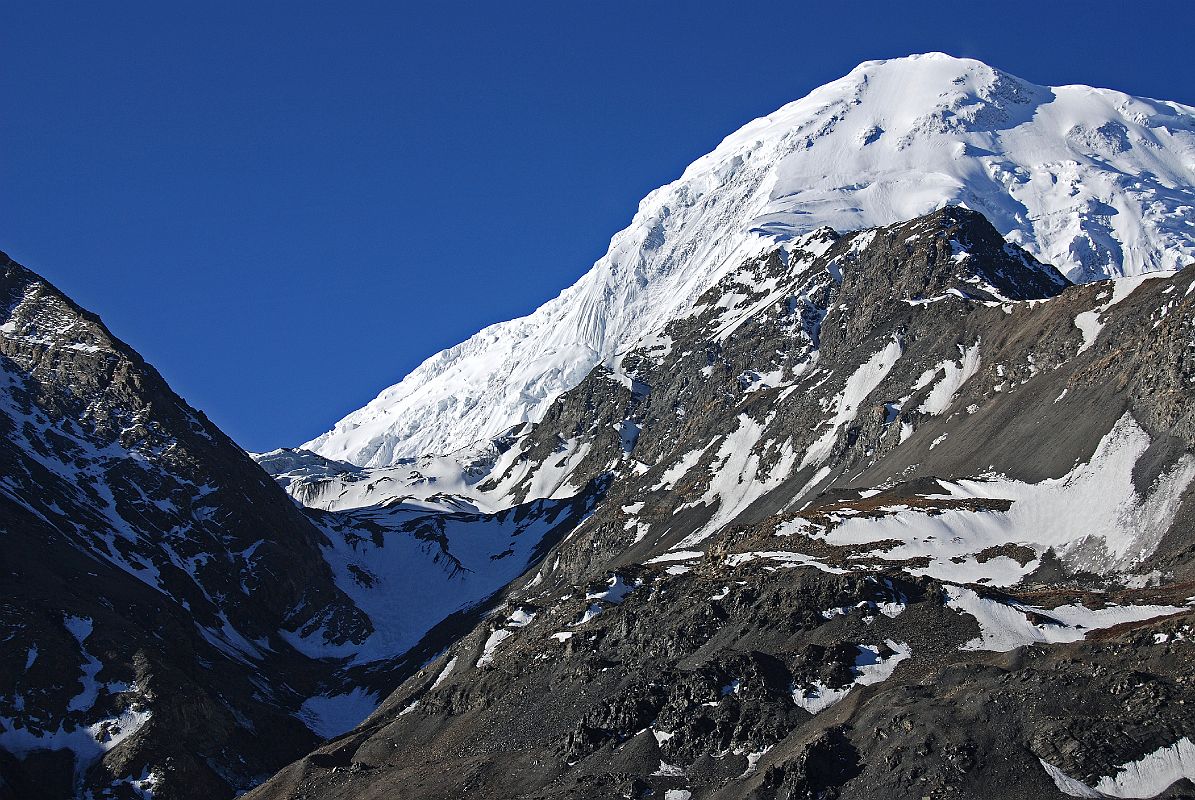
top-left (303, 53), bottom-right (1195, 466)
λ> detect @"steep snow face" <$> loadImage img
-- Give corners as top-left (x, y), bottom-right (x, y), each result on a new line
top-left (305, 53), bottom-right (1195, 466)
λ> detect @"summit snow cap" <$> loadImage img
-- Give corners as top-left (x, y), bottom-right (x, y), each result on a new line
top-left (304, 53), bottom-right (1195, 466)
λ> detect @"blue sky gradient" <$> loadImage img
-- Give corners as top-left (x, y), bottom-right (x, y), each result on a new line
top-left (4, 1), bottom-right (1193, 450)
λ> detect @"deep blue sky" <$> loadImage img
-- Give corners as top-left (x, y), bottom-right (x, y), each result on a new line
top-left (4, 2), bottom-right (1193, 451)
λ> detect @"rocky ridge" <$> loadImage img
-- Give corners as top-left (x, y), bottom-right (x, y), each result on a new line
top-left (0, 255), bottom-right (591, 799)
top-left (246, 207), bottom-right (1195, 799)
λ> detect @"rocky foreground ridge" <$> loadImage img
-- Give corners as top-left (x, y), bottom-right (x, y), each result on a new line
top-left (0, 253), bottom-right (589, 798)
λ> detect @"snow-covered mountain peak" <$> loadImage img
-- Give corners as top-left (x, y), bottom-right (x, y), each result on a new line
top-left (304, 54), bottom-right (1195, 466)
top-left (705, 52), bottom-right (1041, 155)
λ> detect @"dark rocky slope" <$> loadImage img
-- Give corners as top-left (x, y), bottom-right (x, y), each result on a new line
top-left (246, 208), bottom-right (1195, 800)
top-left (0, 253), bottom-right (376, 798)
top-left (0, 255), bottom-right (593, 799)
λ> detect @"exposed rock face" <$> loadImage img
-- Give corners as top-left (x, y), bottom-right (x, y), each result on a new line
top-left (245, 565), bottom-right (1195, 800)
top-left (245, 208), bottom-right (1195, 800)
top-left (0, 253), bottom-right (376, 798)
top-left (0, 255), bottom-right (595, 799)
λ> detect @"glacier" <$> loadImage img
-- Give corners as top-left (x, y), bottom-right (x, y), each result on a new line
top-left (303, 52), bottom-right (1195, 466)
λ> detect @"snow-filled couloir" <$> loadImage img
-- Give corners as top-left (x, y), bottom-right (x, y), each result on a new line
top-left (303, 52), bottom-right (1195, 466)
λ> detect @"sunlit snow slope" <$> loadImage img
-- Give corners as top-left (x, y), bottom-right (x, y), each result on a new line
top-left (305, 53), bottom-right (1195, 466)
